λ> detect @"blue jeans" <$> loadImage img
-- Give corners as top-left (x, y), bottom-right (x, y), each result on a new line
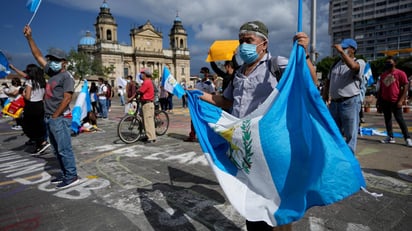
top-left (46, 116), bottom-right (77, 180)
top-left (99, 98), bottom-right (108, 118)
top-left (329, 95), bottom-right (361, 153)
top-left (120, 95), bottom-right (125, 105)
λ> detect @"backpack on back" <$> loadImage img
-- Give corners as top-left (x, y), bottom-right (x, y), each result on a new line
top-left (106, 85), bottom-right (111, 99)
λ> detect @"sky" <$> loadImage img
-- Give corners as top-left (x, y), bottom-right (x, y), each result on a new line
top-left (0, 0), bottom-right (331, 76)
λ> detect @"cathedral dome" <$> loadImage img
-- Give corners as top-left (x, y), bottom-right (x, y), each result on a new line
top-left (101, 0), bottom-right (109, 9)
top-left (79, 31), bottom-right (96, 45)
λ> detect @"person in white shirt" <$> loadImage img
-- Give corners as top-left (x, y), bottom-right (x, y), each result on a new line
top-left (10, 63), bottom-right (50, 154)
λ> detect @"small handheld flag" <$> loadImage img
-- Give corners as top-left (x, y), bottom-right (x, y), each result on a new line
top-left (161, 66), bottom-right (186, 99)
top-left (365, 63), bottom-right (374, 86)
top-left (0, 51), bottom-right (11, 79)
top-left (26, 0), bottom-right (42, 25)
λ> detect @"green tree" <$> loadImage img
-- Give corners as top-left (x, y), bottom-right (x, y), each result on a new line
top-left (102, 64), bottom-right (115, 78)
top-left (66, 49), bottom-right (94, 80)
top-left (315, 56), bottom-right (338, 80)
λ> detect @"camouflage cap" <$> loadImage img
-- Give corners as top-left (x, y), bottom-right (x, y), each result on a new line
top-left (239, 21), bottom-right (268, 40)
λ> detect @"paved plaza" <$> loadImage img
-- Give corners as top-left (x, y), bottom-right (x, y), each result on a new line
top-left (0, 97), bottom-right (411, 231)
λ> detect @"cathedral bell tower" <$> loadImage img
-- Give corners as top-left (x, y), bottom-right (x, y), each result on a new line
top-left (94, 0), bottom-right (118, 44)
top-left (169, 14), bottom-right (188, 51)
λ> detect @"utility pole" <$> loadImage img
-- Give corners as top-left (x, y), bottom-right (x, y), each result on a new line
top-left (310, 0), bottom-right (317, 63)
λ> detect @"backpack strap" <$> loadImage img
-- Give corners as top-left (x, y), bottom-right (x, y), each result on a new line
top-left (268, 56), bottom-right (282, 81)
top-left (230, 55), bottom-right (286, 88)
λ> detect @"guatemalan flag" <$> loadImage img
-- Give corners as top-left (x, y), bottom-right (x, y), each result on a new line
top-left (365, 62), bottom-right (374, 87)
top-left (26, 0), bottom-right (42, 13)
top-left (186, 42), bottom-right (366, 226)
top-left (0, 51), bottom-right (11, 79)
top-left (71, 80), bottom-right (91, 134)
top-left (161, 66), bottom-right (185, 99)
top-left (26, 0), bottom-right (42, 25)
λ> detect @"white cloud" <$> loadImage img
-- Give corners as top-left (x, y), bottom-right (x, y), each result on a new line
top-left (50, 0), bottom-right (331, 72)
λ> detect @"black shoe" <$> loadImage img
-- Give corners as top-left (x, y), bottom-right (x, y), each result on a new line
top-left (145, 140), bottom-right (156, 144)
top-left (31, 142), bottom-right (51, 156)
top-left (140, 136), bottom-right (148, 142)
top-left (50, 177), bottom-right (63, 184)
top-left (56, 176), bottom-right (80, 189)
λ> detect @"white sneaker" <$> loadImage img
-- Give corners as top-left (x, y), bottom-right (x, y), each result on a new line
top-left (380, 136), bottom-right (395, 144)
top-left (11, 125), bottom-right (22, 130)
top-left (406, 138), bottom-right (412, 147)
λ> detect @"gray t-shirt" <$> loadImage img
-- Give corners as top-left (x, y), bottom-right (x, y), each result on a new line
top-left (44, 67), bottom-right (75, 116)
top-left (328, 59), bottom-right (365, 99)
top-left (223, 53), bottom-right (287, 118)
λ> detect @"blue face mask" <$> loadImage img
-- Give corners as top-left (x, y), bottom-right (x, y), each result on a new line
top-left (199, 73), bottom-right (205, 79)
top-left (48, 61), bottom-right (62, 72)
top-left (239, 43), bottom-right (258, 64)
top-left (238, 41), bottom-right (265, 64)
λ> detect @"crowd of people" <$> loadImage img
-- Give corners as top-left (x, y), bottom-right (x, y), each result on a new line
top-left (0, 20), bottom-right (411, 230)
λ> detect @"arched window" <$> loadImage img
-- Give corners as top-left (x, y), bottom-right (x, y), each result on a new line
top-left (107, 30), bottom-right (112, 41)
top-left (180, 39), bottom-right (184, 48)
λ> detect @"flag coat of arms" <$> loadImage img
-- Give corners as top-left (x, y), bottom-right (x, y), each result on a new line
top-left (186, 44), bottom-right (366, 226)
top-left (161, 66), bottom-right (185, 99)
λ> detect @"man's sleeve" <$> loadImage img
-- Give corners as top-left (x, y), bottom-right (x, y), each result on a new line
top-left (63, 73), bottom-right (75, 93)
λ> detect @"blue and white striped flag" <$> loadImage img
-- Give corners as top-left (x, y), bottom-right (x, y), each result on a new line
top-left (26, 0), bottom-right (42, 13)
top-left (26, 0), bottom-right (42, 25)
top-left (161, 66), bottom-right (185, 99)
top-left (186, 43), bottom-right (366, 226)
top-left (364, 63), bottom-right (374, 86)
top-left (0, 51), bottom-right (11, 79)
top-left (71, 80), bottom-right (91, 134)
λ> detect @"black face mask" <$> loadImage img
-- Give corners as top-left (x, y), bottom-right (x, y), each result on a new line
top-left (384, 62), bottom-right (394, 70)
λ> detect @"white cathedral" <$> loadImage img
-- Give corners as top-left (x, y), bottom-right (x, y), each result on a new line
top-left (77, 0), bottom-right (190, 86)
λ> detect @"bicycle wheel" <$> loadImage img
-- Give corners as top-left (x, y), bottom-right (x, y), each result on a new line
top-left (155, 110), bottom-right (169, 136)
top-left (117, 114), bottom-right (143, 143)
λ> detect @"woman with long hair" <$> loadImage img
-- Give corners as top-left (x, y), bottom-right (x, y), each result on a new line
top-left (89, 81), bottom-right (99, 114)
top-left (10, 64), bottom-right (50, 155)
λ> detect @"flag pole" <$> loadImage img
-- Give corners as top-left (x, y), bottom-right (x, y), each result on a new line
top-left (298, 0), bottom-right (302, 32)
top-left (27, 0), bottom-right (42, 26)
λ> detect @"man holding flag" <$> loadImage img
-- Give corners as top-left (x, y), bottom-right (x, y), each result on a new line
top-left (23, 25), bottom-right (80, 189)
top-left (195, 21), bottom-right (316, 231)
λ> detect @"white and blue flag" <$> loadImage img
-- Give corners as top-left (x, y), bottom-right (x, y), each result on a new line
top-left (0, 51), bottom-right (11, 79)
top-left (365, 63), bottom-right (374, 86)
top-left (26, 0), bottom-right (42, 25)
top-left (186, 43), bottom-right (366, 226)
top-left (71, 80), bottom-right (91, 134)
top-left (161, 66), bottom-right (185, 99)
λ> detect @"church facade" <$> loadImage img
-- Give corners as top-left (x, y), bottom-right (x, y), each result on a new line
top-left (78, 1), bottom-right (190, 86)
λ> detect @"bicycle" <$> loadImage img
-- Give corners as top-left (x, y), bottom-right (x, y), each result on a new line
top-left (117, 102), bottom-right (169, 144)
